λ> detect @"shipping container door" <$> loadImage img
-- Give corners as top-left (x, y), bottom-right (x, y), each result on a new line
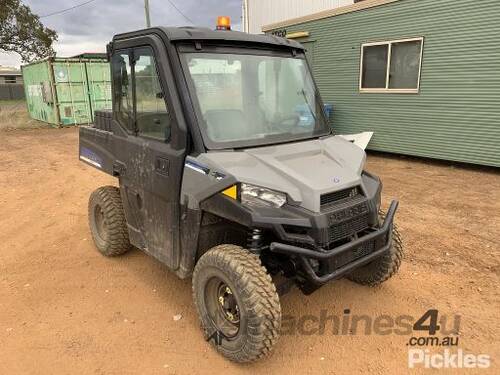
top-left (52, 61), bottom-right (92, 125)
top-left (23, 61), bottom-right (58, 125)
top-left (86, 61), bottom-right (112, 117)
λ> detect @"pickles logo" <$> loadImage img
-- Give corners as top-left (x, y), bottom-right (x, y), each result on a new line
top-left (409, 349), bottom-right (490, 369)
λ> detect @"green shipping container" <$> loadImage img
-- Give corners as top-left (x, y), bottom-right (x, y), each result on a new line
top-left (22, 56), bottom-right (111, 126)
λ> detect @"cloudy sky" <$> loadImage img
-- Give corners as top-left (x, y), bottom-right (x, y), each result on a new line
top-left (0, 0), bottom-right (242, 68)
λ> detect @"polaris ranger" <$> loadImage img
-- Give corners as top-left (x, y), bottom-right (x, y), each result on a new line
top-left (79, 22), bottom-right (403, 363)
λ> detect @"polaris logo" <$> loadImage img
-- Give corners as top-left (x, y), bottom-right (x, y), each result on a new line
top-left (328, 204), bottom-right (368, 224)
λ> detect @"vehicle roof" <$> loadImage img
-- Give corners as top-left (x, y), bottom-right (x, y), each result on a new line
top-left (113, 26), bottom-right (304, 50)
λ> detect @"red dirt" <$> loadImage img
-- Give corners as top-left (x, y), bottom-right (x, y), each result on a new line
top-left (0, 128), bottom-right (498, 374)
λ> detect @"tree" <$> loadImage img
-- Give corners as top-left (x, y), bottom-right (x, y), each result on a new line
top-left (0, 0), bottom-right (58, 62)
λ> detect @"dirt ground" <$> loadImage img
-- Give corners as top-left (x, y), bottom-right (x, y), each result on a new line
top-left (0, 101), bottom-right (47, 131)
top-left (0, 128), bottom-right (498, 375)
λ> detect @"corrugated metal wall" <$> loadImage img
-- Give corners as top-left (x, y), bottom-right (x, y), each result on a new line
top-left (53, 60), bottom-right (95, 125)
top-left (247, 0), bottom-right (353, 33)
top-left (52, 60), bottom-right (111, 125)
top-left (22, 60), bottom-right (58, 124)
top-left (268, 0), bottom-right (500, 167)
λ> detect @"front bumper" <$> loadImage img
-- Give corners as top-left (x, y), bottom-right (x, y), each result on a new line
top-left (270, 200), bottom-right (398, 285)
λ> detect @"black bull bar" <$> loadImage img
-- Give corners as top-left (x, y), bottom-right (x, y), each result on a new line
top-left (269, 200), bottom-right (399, 285)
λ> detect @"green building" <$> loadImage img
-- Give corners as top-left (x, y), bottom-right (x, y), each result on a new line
top-left (22, 54), bottom-right (111, 127)
top-left (264, 0), bottom-right (500, 167)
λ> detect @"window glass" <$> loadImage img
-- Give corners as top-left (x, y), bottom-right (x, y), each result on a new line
top-left (361, 44), bottom-right (388, 89)
top-left (258, 57), bottom-right (317, 129)
top-left (389, 40), bottom-right (422, 89)
top-left (134, 47), bottom-right (170, 141)
top-left (184, 53), bottom-right (329, 148)
top-left (112, 52), bottom-right (134, 132)
top-left (360, 39), bottom-right (423, 92)
top-left (189, 58), bottom-right (243, 113)
top-left (4, 76), bottom-right (17, 83)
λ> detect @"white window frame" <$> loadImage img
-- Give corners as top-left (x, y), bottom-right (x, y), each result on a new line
top-left (359, 37), bottom-right (424, 94)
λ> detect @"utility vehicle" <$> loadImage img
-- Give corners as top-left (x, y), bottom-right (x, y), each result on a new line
top-left (79, 22), bottom-right (403, 362)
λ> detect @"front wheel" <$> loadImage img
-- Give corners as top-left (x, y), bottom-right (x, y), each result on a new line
top-left (192, 244), bottom-right (281, 363)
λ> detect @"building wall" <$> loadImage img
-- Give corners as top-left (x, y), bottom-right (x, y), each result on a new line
top-left (0, 84), bottom-right (25, 100)
top-left (244, 0), bottom-right (353, 34)
top-left (266, 0), bottom-right (500, 167)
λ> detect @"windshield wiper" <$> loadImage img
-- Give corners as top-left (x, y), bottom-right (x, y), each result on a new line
top-left (299, 89), bottom-right (317, 123)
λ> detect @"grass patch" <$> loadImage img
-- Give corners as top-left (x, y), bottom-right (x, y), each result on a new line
top-left (0, 100), bottom-right (49, 130)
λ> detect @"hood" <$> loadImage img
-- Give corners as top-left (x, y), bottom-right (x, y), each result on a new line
top-left (198, 135), bottom-right (366, 213)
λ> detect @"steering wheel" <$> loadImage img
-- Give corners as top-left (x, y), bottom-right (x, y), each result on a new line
top-left (271, 114), bottom-right (300, 132)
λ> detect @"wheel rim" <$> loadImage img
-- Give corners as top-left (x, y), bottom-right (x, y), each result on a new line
top-left (205, 277), bottom-right (240, 339)
top-left (93, 204), bottom-right (107, 242)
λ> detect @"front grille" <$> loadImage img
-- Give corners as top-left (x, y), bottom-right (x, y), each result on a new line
top-left (328, 213), bottom-right (369, 242)
top-left (321, 186), bottom-right (361, 208)
top-left (352, 240), bottom-right (374, 259)
top-left (314, 186), bottom-right (371, 246)
top-left (327, 240), bottom-right (375, 271)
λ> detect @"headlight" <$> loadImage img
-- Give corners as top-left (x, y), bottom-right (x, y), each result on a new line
top-left (241, 183), bottom-right (287, 208)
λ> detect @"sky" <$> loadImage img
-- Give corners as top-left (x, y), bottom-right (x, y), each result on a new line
top-left (0, 0), bottom-right (242, 68)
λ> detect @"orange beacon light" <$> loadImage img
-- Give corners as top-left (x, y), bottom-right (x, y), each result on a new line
top-left (216, 16), bottom-right (231, 30)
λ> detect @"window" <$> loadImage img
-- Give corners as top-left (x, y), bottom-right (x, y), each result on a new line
top-left (188, 57), bottom-right (243, 117)
top-left (184, 52), bottom-right (329, 149)
top-left (134, 47), bottom-right (170, 141)
top-left (112, 51), bottom-right (134, 132)
top-left (4, 76), bottom-right (17, 84)
top-left (111, 47), bottom-right (170, 140)
top-left (360, 38), bottom-right (423, 93)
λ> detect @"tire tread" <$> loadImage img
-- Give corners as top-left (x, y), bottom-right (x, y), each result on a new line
top-left (192, 244), bottom-right (281, 363)
top-left (347, 210), bottom-right (404, 286)
top-left (88, 186), bottom-right (131, 256)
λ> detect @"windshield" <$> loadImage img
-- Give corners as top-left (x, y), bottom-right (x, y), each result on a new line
top-left (182, 52), bottom-right (330, 149)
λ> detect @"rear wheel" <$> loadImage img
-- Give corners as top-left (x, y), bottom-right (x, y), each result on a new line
top-left (347, 211), bottom-right (403, 286)
top-left (192, 244), bottom-right (281, 363)
top-left (88, 186), bottom-right (131, 257)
